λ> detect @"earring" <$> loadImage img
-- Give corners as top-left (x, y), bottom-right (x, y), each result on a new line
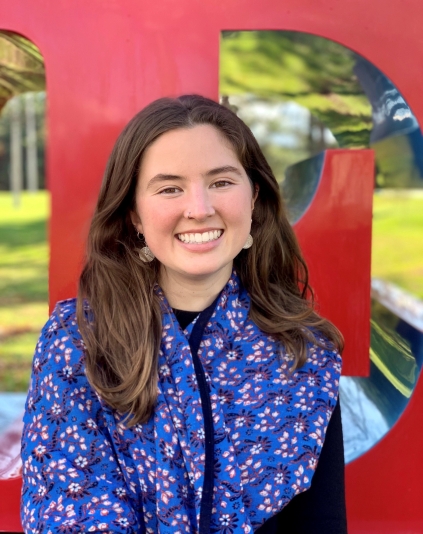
top-left (242, 218), bottom-right (253, 249)
top-left (242, 234), bottom-right (253, 249)
top-left (139, 246), bottom-right (155, 263)
top-left (135, 229), bottom-right (155, 262)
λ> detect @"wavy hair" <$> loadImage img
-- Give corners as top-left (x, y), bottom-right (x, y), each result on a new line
top-left (77, 94), bottom-right (343, 425)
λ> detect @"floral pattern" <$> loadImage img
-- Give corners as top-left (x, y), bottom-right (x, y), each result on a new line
top-left (21, 272), bottom-right (341, 533)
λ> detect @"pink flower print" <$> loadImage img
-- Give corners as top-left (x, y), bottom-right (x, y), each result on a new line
top-left (250, 443), bottom-right (262, 455)
top-left (247, 436), bottom-right (271, 456)
top-left (245, 365), bottom-right (272, 383)
top-left (292, 464), bottom-right (310, 492)
top-left (309, 426), bottom-right (323, 446)
top-left (269, 390), bottom-right (292, 406)
top-left (81, 417), bottom-right (99, 435)
top-left (273, 464), bottom-right (290, 485)
top-left (46, 401), bottom-right (68, 424)
top-left (275, 432), bottom-right (298, 459)
top-left (304, 369), bottom-right (321, 387)
top-left (163, 442), bottom-right (174, 458)
top-left (74, 454), bottom-right (88, 469)
top-left (33, 484), bottom-right (47, 504)
top-left (159, 364), bottom-right (171, 381)
top-left (114, 516), bottom-right (132, 528)
top-left (292, 414), bottom-right (309, 434)
top-left (229, 409), bottom-right (255, 429)
top-left (65, 481), bottom-right (87, 499)
top-left (226, 347), bottom-right (242, 361)
top-left (32, 443), bottom-right (48, 462)
top-left (190, 427), bottom-right (205, 448)
top-left (258, 483), bottom-right (279, 514)
top-left (308, 455), bottom-right (317, 470)
top-left (216, 337), bottom-right (224, 349)
top-left (217, 512), bottom-right (238, 534)
top-left (60, 365), bottom-right (74, 381)
top-left (57, 518), bottom-right (78, 533)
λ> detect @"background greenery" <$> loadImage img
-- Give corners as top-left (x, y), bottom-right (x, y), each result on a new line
top-left (0, 191), bottom-right (48, 390)
top-left (220, 31), bottom-right (423, 190)
top-left (372, 191), bottom-right (423, 296)
top-left (0, 92), bottom-right (46, 190)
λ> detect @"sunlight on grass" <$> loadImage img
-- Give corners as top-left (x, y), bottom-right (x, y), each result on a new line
top-left (372, 191), bottom-right (423, 298)
top-left (0, 191), bottom-right (49, 391)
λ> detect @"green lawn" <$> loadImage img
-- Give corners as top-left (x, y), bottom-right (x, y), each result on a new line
top-left (372, 191), bottom-right (423, 298)
top-left (0, 189), bottom-right (421, 391)
top-left (0, 191), bottom-right (49, 391)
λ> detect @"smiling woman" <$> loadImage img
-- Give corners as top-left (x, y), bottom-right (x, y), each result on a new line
top-left (131, 125), bottom-right (257, 309)
top-left (21, 95), bottom-right (346, 534)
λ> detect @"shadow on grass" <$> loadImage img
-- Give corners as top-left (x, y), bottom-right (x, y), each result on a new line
top-left (0, 219), bottom-right (47, 248)
top-left (0, 277), bottom-right (47, 304)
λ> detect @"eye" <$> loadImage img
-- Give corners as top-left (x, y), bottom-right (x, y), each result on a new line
top-left (211, 180), bottom-right (233, 188)
top-left (158, 186), bottom-right (181, 195)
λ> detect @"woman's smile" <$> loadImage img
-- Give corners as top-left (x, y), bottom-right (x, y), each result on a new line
top-left (176, 229), bottom-right (223, 244)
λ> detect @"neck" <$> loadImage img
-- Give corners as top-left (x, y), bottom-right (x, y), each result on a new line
top-left (159, 265), bottom-right (233, 311)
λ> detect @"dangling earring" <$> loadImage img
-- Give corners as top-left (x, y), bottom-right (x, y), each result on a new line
top-left (242, 234), bottom-right (253, 249)
top-left (242, 217), bottom-right (253, 249)
top-left (139, 247), bottom-right (155, 262)
top-left (136, 231), bottom-right (155, 263)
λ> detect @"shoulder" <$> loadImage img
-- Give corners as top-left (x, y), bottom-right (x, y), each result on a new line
top-left (296, 333), bottom-right (343, 403)
top-left (306, 332), bottom-right (342, 373)
top-left (51, 297), bottom-right (79, 328)
top-left (41, 297), bottom-right (84, 337)
top-left (35, 297), bottom-right (86, 367)
top-left (25, 298), bottom-right (102, 425)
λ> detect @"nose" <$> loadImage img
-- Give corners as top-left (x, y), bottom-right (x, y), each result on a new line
top-left (184, 185), bottom-right (215, 221)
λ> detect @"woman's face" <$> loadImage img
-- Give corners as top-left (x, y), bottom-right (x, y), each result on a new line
top-left (131, 124), bottom-right (257, 283)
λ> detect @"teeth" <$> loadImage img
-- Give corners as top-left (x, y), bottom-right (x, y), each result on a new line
top-left (177, 230), bottom-right (222, 243)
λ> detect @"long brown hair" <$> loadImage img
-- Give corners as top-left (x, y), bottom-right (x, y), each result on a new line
top-left (77, 94), bottom-right (343, 425)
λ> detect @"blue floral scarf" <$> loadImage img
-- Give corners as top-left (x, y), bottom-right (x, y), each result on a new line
top-left (21, 272), bottom-right (341, 533)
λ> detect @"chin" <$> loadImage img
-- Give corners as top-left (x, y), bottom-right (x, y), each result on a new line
top-left (177, 262), bottom-right (232, 279)
top-left (181, 267), bottom-right (222, 278)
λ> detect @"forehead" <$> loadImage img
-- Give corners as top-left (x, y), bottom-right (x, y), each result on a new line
top-left (139, 124), bottom-right (241, 175)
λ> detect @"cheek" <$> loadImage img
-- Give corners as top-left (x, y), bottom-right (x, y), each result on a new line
top-left (223, 192), bottom-right (253, 227)
top-left (139, 200), bottom-right (178, 237)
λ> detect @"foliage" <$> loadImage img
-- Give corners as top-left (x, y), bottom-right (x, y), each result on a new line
top-left (0, 191), bottom-right (49, 391)
top-left (372, 191), bottom-right (423, 298)
top-left (220, 31), bottom-right (373, 149)
top-left (0, 32), bottom-right (45, 111)
top-left (0, 91), bottom-right (46, 190)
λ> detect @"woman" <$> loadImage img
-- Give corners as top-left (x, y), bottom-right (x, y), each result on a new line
top-left (21, 95), bottom-right (346, 533)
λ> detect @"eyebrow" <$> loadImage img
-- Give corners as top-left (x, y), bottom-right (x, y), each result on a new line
top-left (204, 165), bottom-right (243, 177)
top-left (146, 174), bottom-right (182, 189)
top-left (146, 165), bottom-right (243, 189)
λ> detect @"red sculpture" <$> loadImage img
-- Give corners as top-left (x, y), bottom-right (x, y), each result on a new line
top-left (0, 0), bottom-right (421, 531)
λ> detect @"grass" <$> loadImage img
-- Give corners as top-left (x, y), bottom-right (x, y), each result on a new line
top-left (372, 191), bottom-right (423, 298)
top-left (0, 189), bottom-right (422, 391)
top-left (0, 191), bottom-right (49, 391)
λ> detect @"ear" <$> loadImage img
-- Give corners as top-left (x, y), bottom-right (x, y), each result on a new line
top-left (251, 183), bottom-right (259, 210)
top-left (130, 210), bottom-right (143, 234)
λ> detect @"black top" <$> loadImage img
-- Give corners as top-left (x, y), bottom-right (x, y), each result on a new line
top-left (173, 308), bottom-right (201, 330)
top-left (173, 307), bottom-right (348, 533)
